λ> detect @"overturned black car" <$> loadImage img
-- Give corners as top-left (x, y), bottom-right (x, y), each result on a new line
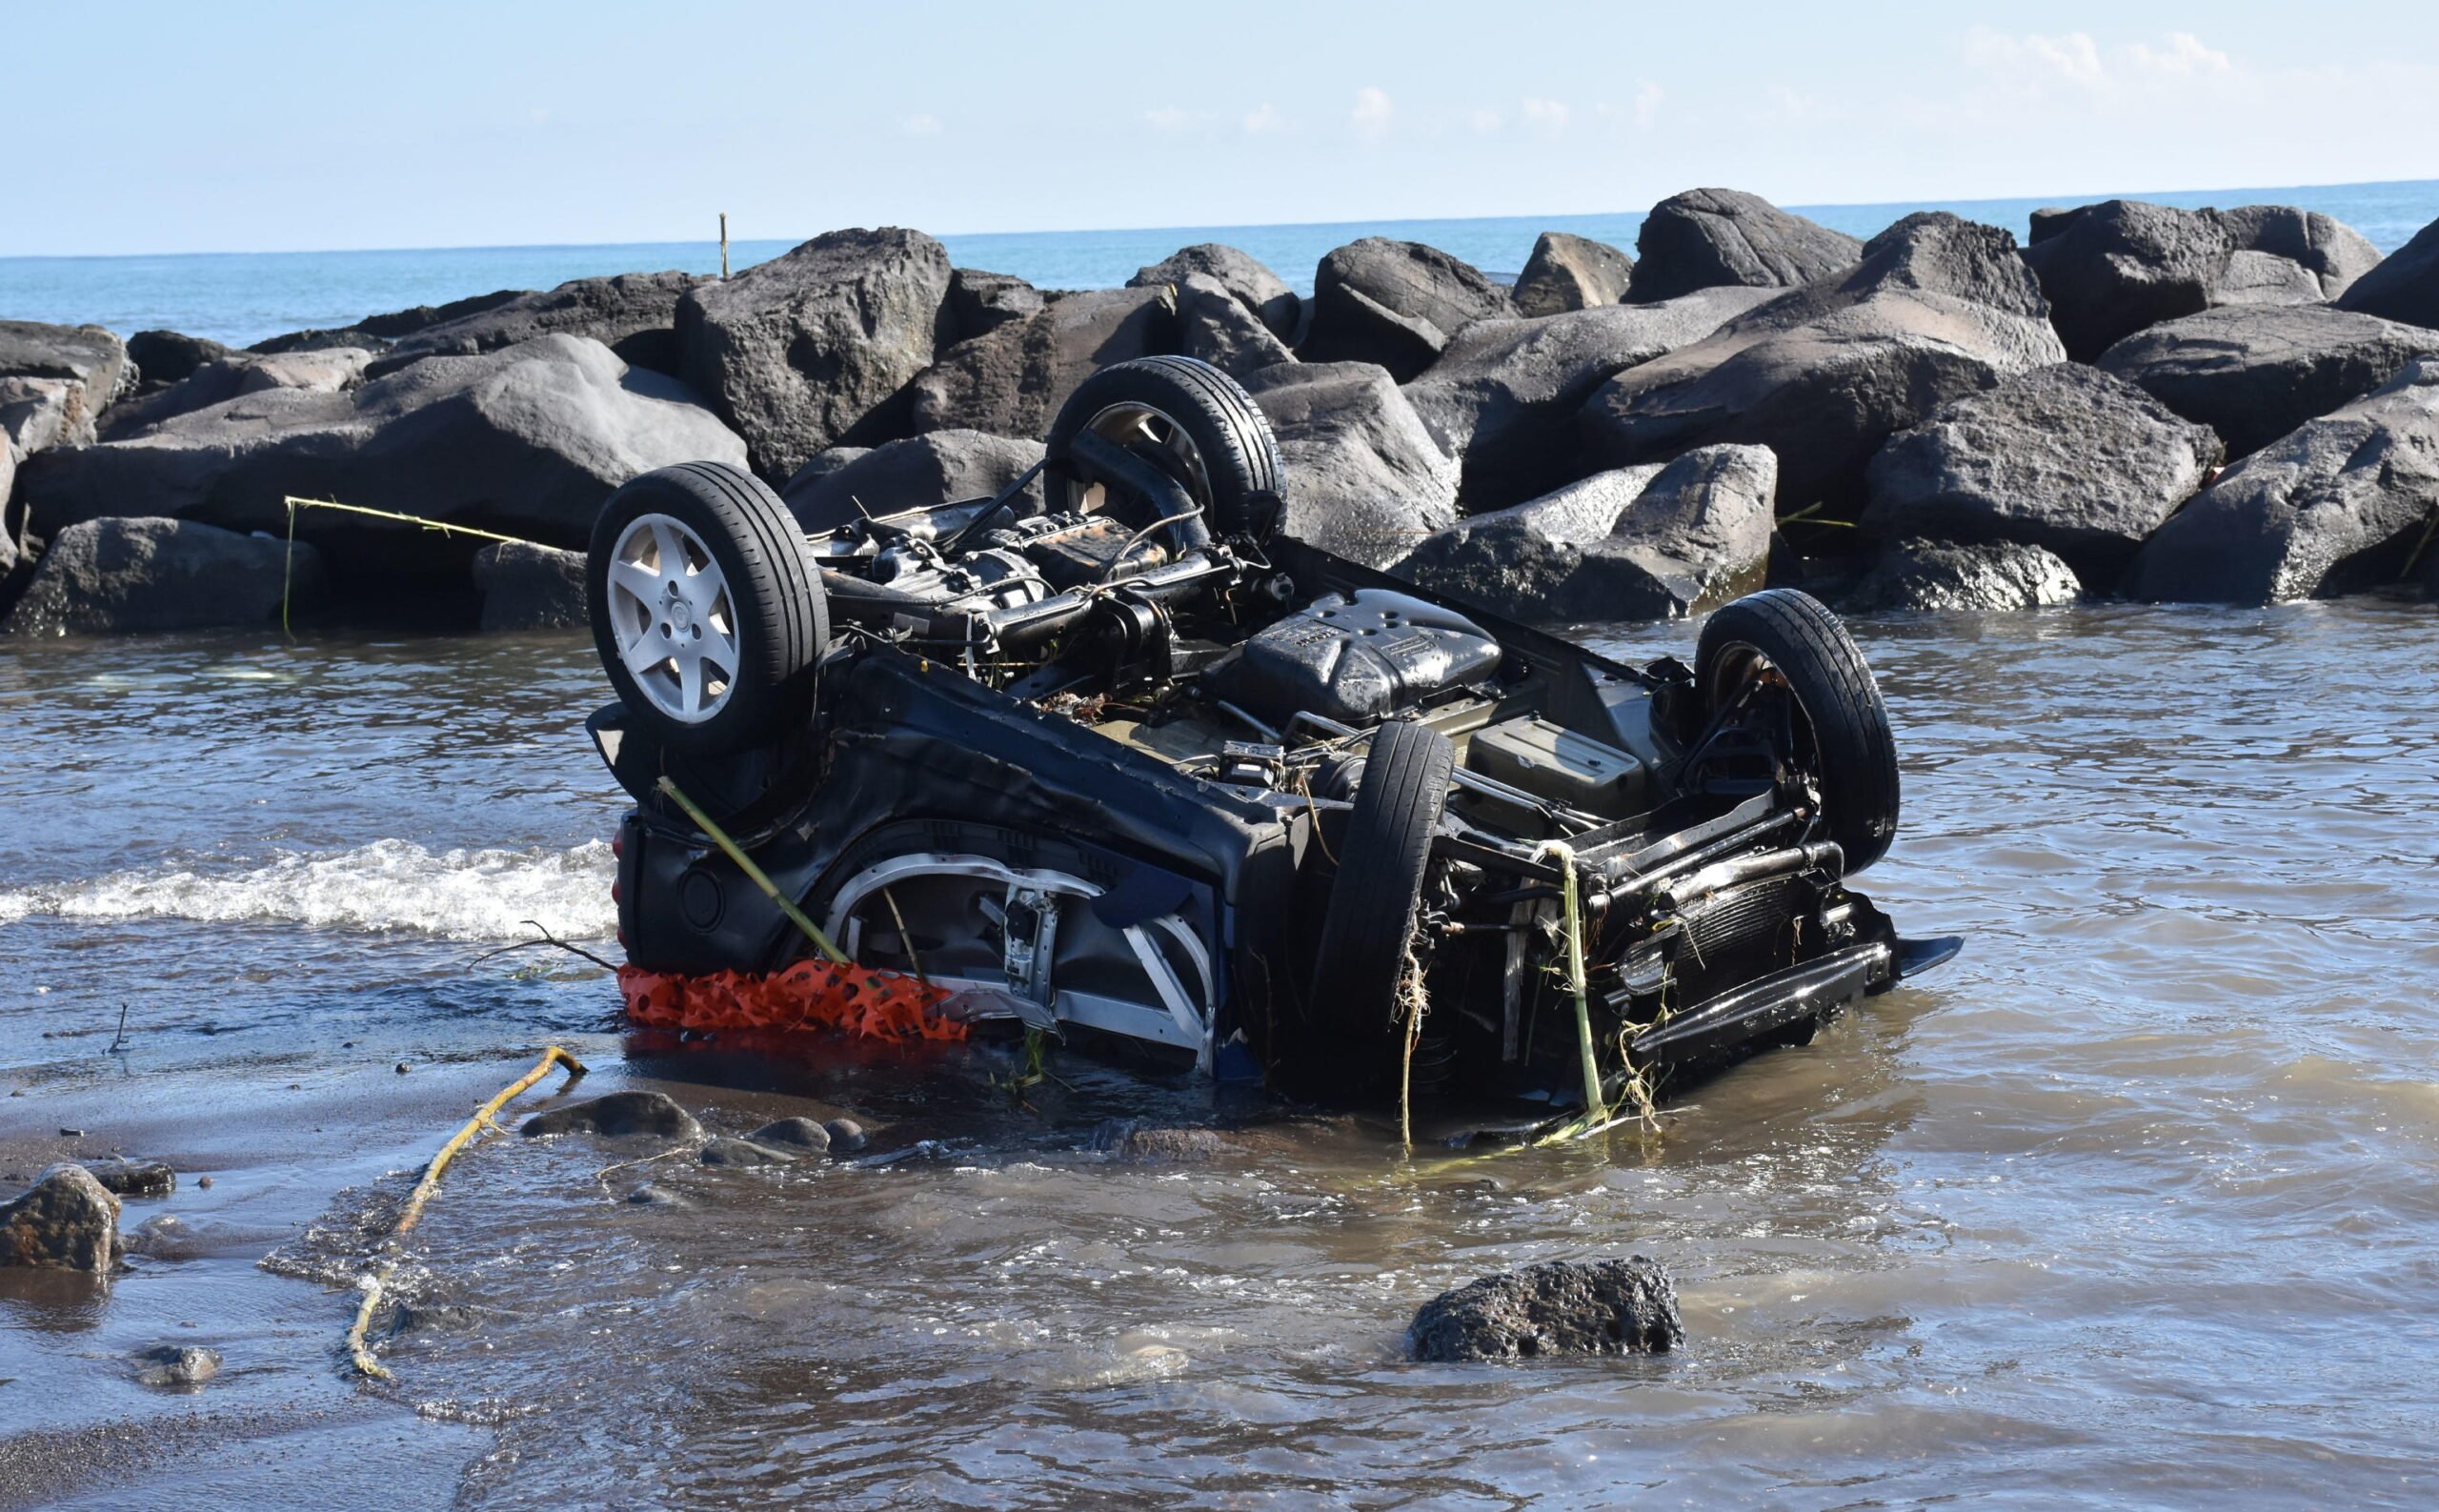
top-left (584, 356), bottom-right (1954, 1115)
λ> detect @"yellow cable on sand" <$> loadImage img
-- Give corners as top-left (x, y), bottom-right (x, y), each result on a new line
top-left (345, 1045), bottom-right (588, 1380)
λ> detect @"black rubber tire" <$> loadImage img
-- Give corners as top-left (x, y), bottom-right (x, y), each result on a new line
top-left (1308, 720), bottom-right (1454, 1058)
top-left (588, 461), bottom-right (829, 756)
top-left (1696, 588), bottom-right (1900, 872)
top-left (1042, 355), bottom-right (1286, 543)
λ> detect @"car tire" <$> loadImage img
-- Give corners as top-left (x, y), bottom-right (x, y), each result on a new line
top-left (1308, 720), bottom-right (1454, 1065)
top-left (1696, 588), bottom-right (1900, 872)
top-left (588, 461), bottom-right (828, 756)
top-left (1043, 355), bottom-right (1286, 543)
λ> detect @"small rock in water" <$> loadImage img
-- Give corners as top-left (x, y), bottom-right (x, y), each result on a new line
top-left (133, 1343), bottom-right (220, 1388)
top-left (822, 1119), bottom-right (868, 1153)
top-left (196, 1175), bottom-right (214, 1189)
top-left (1406, 1257), bottom-right (1683, 1363)
top-left (698, 1137), bottom-right (794, 1168)
top-left (625, 1183), bottom-right (687, 1207)
top-left (748, 1118), bottom-right (833, 1156)
top-left (127, 1214), bottom-right (199, 1260)
top-left (394, 1062), bottom-right (411, 1075)
top-left (57, 1128), bottom-right (83, 1139)
top-left (1088, 1119), bottom-right (1224, 1164)
top-left (80, 1159), bottom-right (175, 1198)
top-left (520, 1091), bottom-right (701, 1140)
top-left (0, 1163), bottom-right (121, 1271)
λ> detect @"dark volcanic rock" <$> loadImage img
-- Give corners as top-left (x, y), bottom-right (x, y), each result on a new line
top-left (249, 288), bottom-right (527, 355)
top-left (2216, 205), bottom-right (2383, 302)
top-left (907, 286), bottom-right (1177, 438)
top-left (0, 518), bottom-right (323, 637)
top-left (371, 271), bottom-right (705, 378)
top-left (2127, 358), bottom-right (2439, 603)
top-left (20, 335), bottom-right (745, 551)
top-left (1130, 244), bottom-right (1299, 338)
top-left (1583, 213), bottom-right (2065, 514)
top-left (133, 1344), bottom-right (221, 1388)
top-left (947, 268), bottom-right (1048, 340)
top-left (80, 1159), bottom-right (176, 1198)
top-left (1404, 287), bottom-right (1774, 509)
top-left (1842, 537), bottom-right (2082, 612)
top-left (1630, 189), bottom-right (1862, 304)
top-left (0, 1163), bottom-right (120, 1270)
top-left (520, 1090), bottom-right (701, 1140)
top-left (1512, 232), bottom-right (1635, 317)
top-left (822, 1119), bottom-right (868, 1153)
top-left (1862, 363), bottom-right (2221, 575)
top-left (2211, 251), bottom-right (2325, 308)
top-left (473, 540), bottom-right (587, 631)
top-left (0, 321), bottom-right (133, 449)
top-left (2027, 206), bottom-right (2084, 245)
top-left (2020, 200), bottom-right (2230, 361)
top-left (781, 429), bottom-right (1044, 533)
top-left (1174, 272), bottom-right (1296, 380)
top-left (101, 347), bottom-right (372, 436)
top-left (1087, 1119), bottom-right (1225, 1163)
top-left (2336, 214), bottom-right (2439, 330)
top-left (1407, 1257), bottom-right (1683, 1362)
top-left (1240, 361), bottom-right (1461, 566)
top-left (747, 1117), bottom-right (833, 1155)
top-left (1300, 239), bottom-right (1514, 381)
top-left (126, 331), bottom-right (232, 392)
top-left (698, 1136), bottom-right (794, 1167)
top-left (1395, 445), bottom-right (1775, 621)
top-left (678, 228), bottom-right (954, 479)
top-left (2099, 303), bottom-right (2439, 459)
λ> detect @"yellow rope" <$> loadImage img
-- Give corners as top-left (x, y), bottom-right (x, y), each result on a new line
top-left (280, 495), bottom-right (550, 638)
top-left (345, 1046), bottom-right (588, 1380)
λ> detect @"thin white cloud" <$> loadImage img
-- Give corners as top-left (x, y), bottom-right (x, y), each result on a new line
top-left (2127, 31), bottom-right (2232, 76)
top-left (1468, 107), bottom-right (1502, 134)
top-left (897, 112), bottom-right (943, 137)
top-left (1142, 106), bottom-right (1193, 132)
top-left (1351, 86), bottom-right (1393, 141)
top-left (1521, 97), bottom-right (1569, 135)
top-left (1242, 101), bottom-right (1283, 134)
top-left (1964, 27), bottom-right (2234, 94)
top-left (1633, 80), bottom-right (1664, 130)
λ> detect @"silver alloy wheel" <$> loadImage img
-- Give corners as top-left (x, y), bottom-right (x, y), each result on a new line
top-left (1056, 402), bottom-right (1212, 515)
top-left (602, 513), bottom-right (739, 725)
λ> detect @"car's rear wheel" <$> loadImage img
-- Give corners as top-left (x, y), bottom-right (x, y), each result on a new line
top-left (588, 461), bottom-right (828, 756)
top-left (1696, 588), bottom-right (1900, 872)
top-left (1043, 356), bottom-right (1285, 543)
top-left (1307, 720), bottom-right (1453, 1075)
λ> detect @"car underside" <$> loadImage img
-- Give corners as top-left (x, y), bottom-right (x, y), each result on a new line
top-left (583, 357), bottom-right (1957, 1123)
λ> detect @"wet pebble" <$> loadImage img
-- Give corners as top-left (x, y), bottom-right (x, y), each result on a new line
top-left (196, 1175), bottom-right (214, 1189)
top-left (133, 1343), bottom-right (221, 1388)
top-left (81, 1159), bottom-right (176, 1198)
top-left (394, 1062), bottom-right (411, 1075)
top-left (1088, 1119), bottom-right (1226, 1164)
top-left (822, 1119), bottom-right (868, 1153)
top-left (699, 1137), bottom-right (794, 1168)
top-left (127, 1215), bottom-right (199, 1260)
top-left (625, 1183), bottom-right (687, 1207)
top-left (747, 1118), bottom-right (832, 1156)
top-left (521, 1091), bottom-right (701, 1140)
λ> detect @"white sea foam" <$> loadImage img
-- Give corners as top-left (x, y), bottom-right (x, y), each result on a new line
top-left (0, 838), bottom-right (615, 941)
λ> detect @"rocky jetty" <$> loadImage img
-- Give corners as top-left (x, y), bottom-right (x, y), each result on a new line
top-left (4, 190), bottom-right (2433, 633)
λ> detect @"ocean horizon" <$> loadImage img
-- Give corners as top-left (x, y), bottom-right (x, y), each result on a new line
top-left (5, 177), bottom-right (2433, 349)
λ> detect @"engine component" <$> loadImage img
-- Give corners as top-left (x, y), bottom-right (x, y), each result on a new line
top-left (1202, 590), bottom-right (1502, 728)
top-left (1466, 715), bottom-right (1647, 821)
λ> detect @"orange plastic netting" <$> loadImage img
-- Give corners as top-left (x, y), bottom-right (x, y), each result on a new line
top-left (618, 960), bottom-right (967, 1042)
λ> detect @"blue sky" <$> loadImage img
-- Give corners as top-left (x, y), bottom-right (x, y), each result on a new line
top-left (11, 1), bottom-right (2438, 256)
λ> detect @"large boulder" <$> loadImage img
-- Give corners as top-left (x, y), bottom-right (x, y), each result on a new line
top-left (677, 228), bottom-right (954, 479)
top-left (126, 330), bottom-right (232, 393)
top-left (1403, 287), bottom-right (1776, 509)
top-left (1394, 445), bottom-right (1776, 622)
top-left (103, 347), bottom-right (373, 435)
top-left (1582, 212), bottom-right (2066, 515)
top-left (249, 288), bottom-right (527, 354)
top-left (369, 272), bottom-right (704, 378)
top-left (473, 540), bottom-right (586, 631)
top-left (2020, 200), bottom-right (2230, 361)
top-left (2127, 358), bottom-right (2439, 603)
top-left (1840, 537), bottom-right (2082, 612)
top-left (0, 1164), bottom-right (121, 1271)
top-left (1861, 363), bottom-right (2221, 576)
top-left (2210, 251), bottom-right (2326, 309)
top-left (20, 334), bottom-right (746, 552)
top-left (2096, 304), bottom-right (2439, 460)
top-left (907, 285), bottom-right (1177, 437)
top-left (1130, 244), bottom-right (1299, 339)
top-left (2215, 206), bottom-right (2383, 302)
top-left (946, 268), bottom-right (1047, 340)
top-left (1629, 189), bottom-right (1862, 304)
top-left (1241, 361), bottom-right (1461, 567)
top-left (2336, 215), bottom-right (2439, 330)
top-left (1407, 1257), bottom-right (1682, 1362)
top-left (1299, 239), bottom-right (1513, 381)
top-left (1, 516), bottom-right (325, 636)
top-left (1173, 272), bottom-right (1296, 380)
top-left (781, 429), bottom-right (1045, 532)
top-left (0, 321), bottom-right (133, 449)
top-left (1511, 232), bottom-right (1635, 317)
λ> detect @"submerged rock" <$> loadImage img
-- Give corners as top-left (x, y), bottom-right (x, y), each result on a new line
top-left (79, 1159), bottom-right (176, 1198)
top-left (0, 517), bottom-right (324, 637)
top-left (1842, 537), bottom-right (2083, 612)
top-left (132, 1343), bottom-right (221, 1388)
top-left (473, 540), bottom-right (586, 632)
top-left (698, 1136), bottom-right (794, 1168)
top-left (822, 1118), bottom-right (869, 1153)
top-left (1629, 189), bottom-right (1861, 303)
top-left (747, 1117), bottom-right (833, 1155)
top-left (1406, 1257), bottom-right (1683, 1362)
top-left (520, 1090), bottom-right (701, 1140)
top-left (1087, 1119), bottom-right (1225, 1163)
top-left (0, 1163), bottom-right (121, 1271)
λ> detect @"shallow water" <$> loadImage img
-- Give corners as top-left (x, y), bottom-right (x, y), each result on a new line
top-left (3, 602), bottom-right (2436, 1508)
